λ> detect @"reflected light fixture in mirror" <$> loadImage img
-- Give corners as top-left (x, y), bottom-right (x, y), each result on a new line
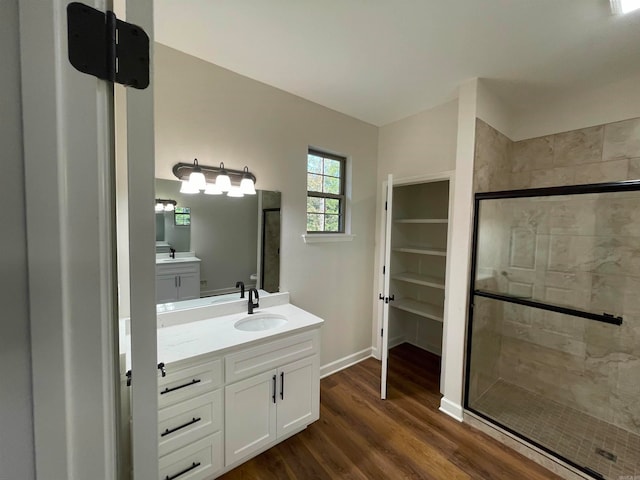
top-left (172, 160), bottom-right (257, 197)
top-left (155, 198), bottom-right (177, 212)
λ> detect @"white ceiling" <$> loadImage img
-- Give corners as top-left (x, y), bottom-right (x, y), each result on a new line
top-left (154, 0), bottom-right (640, 126)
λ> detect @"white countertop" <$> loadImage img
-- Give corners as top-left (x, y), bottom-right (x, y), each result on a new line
top-left (155, 251), bottom-right (201, 264)
top-left (122, 298), bottom-right (324, 369)
top-left (158, 303), bottom-right (323, 365)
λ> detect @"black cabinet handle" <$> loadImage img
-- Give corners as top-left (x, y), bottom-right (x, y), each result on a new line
top-left (165, 461), bottom-right (201, 480)
top-left (280, 371), bottom-right (284, 400)
top-left (272, 374), bottom-right (276, 403)
top-left (160, 378), bottom-right (201, 395)
top-left (160, 417), bottom-right (201, 437)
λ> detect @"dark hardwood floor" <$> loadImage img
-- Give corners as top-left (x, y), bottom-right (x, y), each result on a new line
top-left (220, 343), bottom-right (561, 479)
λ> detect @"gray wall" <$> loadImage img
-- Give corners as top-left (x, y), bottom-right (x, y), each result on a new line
top-left (0, 0), bottom-right (36, 477)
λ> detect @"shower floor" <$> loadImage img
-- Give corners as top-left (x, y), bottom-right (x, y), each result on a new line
top-left (471, 380), bottom-right (640, 479)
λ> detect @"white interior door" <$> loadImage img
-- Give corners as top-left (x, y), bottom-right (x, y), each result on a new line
top-left (380, 174), bottom-right (394, 399)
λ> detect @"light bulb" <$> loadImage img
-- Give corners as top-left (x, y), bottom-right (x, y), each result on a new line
top-left (204, 183), bottom-right (222, 195)
top-left (180, 180), bottom-right (199, 194)
top-left (215, 162), bottom-right (231, 192)
top-left (164, 203), bottom-right (175, 212)
top-left (188, 171), bottom-right (206, 191)
top-left (227, 186), bottom-right (244, 197)
top-left (240, 167), bottom-right (256, 194)
top-left (155, 202), bottom-right (164, 212)
top-left (240, 177), bottom-right (256, 195)
top-left (188, 158), bottom-right (207, 190)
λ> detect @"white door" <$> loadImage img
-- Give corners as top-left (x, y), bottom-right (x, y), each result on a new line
top-left (276, 355), bottom-right (320, 437)
top-left (225, 370), bottom-right (277, 466)
top-left (380, 174), bottom-right (394, 399)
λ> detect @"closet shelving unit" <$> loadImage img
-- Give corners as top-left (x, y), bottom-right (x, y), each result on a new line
top-left (388, 181), bottom-right (449, 333)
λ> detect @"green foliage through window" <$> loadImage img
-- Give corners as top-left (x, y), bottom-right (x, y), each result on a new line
top-left (174, 206), bottom-right (191, 226)
top-left (306, 150), bottom-right (345, 233)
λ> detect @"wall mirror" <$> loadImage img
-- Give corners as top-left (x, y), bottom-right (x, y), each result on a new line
top-left (155, 178), bottom-right (281, 307)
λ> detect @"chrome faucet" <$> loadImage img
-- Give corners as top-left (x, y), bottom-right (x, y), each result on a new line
top-left (236, 281), bottom-right (245, 299)
top-left (248, 288), bottom-right (259, 314)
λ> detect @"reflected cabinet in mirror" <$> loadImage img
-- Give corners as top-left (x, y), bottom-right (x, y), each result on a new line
top-left (155, 178), bottom-right (281, 307)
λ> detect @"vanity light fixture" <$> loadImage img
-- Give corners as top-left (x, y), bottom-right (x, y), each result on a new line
top-left (155, 198), bottom-right (177, 212)
top-left (172, 161), bottom-right (257, 197)
top-left (611, 0), bottom-right (640, 14)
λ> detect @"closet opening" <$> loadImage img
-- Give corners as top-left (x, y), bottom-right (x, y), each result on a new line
top-left (378, 175), bottom-right (453, 402)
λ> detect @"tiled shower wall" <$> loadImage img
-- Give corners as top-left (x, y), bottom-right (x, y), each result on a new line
top-left (471, 117), bottom-right (640, 435)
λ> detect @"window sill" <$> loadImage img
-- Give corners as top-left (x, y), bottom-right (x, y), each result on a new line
top-left (302, 233), bottom-right (356, 244)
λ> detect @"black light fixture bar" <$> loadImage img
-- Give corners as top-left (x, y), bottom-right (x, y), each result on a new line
top-left (172, 162), bottom-right (257, 185)
top-left (155, 198), bottom-right (177, 207)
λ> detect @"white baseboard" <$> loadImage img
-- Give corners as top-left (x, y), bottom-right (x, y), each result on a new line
top-left (439, 397), bottom-right (463, 422)
top-left (320, 347), bottom-right (373, 379)
top-left (405, 339), bottom-right (442, 357)
top-left (388, 334), bottom-right (405, 349)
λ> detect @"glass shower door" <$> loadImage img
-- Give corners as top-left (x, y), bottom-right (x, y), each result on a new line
top-left (465, 184), bottom-right (640, 480)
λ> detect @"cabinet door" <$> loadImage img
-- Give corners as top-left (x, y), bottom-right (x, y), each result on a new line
top-left (156, 274), bottom-right (178, 303)
top-left (224, 370), bottom-right (277, 467)
top-left (177, 272), bottom-right (200, 300)
top-left (276, 355), bottom-right (320, 438)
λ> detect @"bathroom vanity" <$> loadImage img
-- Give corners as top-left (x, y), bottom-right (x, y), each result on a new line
top-left (124, 293), bottom-right (323, 479)
top-left (155, 254), bottom-right (201, 304)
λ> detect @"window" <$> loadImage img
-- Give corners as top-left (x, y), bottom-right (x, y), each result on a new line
top-left (174, 206), bottom-right (191, 226)
top-left (307, 149), bottom-right (346, 233)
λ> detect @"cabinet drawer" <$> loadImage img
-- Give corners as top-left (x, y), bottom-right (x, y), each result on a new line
top-left (159, 433), bottom-right (223, 480)
top-left (159, 390), bottom-right (222, 457)
top-left (225, 329), bottom-right (319, 383)
top-left (159, 358), bottom-right (223, 408)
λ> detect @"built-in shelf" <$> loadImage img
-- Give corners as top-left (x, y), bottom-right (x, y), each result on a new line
top-left (391, 272), bottom-right (445, 289)
top-left (391, 298), bottom-right (443, 322)
top-left (393, 246), bottom-right (447, 256)
top-left (394, 218), bottom-right (448, 224)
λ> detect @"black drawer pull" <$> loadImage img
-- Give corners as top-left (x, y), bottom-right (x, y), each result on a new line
top-left (160, 417), bottom-right (202, 437)
top-left (165, 461), bottom-right (200, 480)
top-left (280, 371), bottom-right (284, 400)
top-left (272, 374), bottom-right (276, 404)
top-left (160, 379), bottom-right (201, 395)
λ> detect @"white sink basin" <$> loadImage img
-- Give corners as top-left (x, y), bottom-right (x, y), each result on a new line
top-left (234, 313), bottom-right (288, 332)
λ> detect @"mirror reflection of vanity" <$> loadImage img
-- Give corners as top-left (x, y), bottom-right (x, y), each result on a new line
top-left (154, 178), bottom-right (281, 310)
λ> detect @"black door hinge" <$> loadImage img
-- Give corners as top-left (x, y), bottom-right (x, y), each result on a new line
top-left (383, 265), bottom-right (386, 274)
top-left (125, 370), bottom-right (132, 387)
top-left (67, 2), bottom-right (149, 89)
top-left (381, 328), bottom-right (383, 337)
top-left (385, 201), bottom-right (388, 210)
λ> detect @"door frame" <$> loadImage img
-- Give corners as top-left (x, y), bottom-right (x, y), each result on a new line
top-left (374, 170), bottom-right (455, 394)
top-left (20, 0), bottom-right (120, 477)
top-left (19, 0), bottom-right (158, 477)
